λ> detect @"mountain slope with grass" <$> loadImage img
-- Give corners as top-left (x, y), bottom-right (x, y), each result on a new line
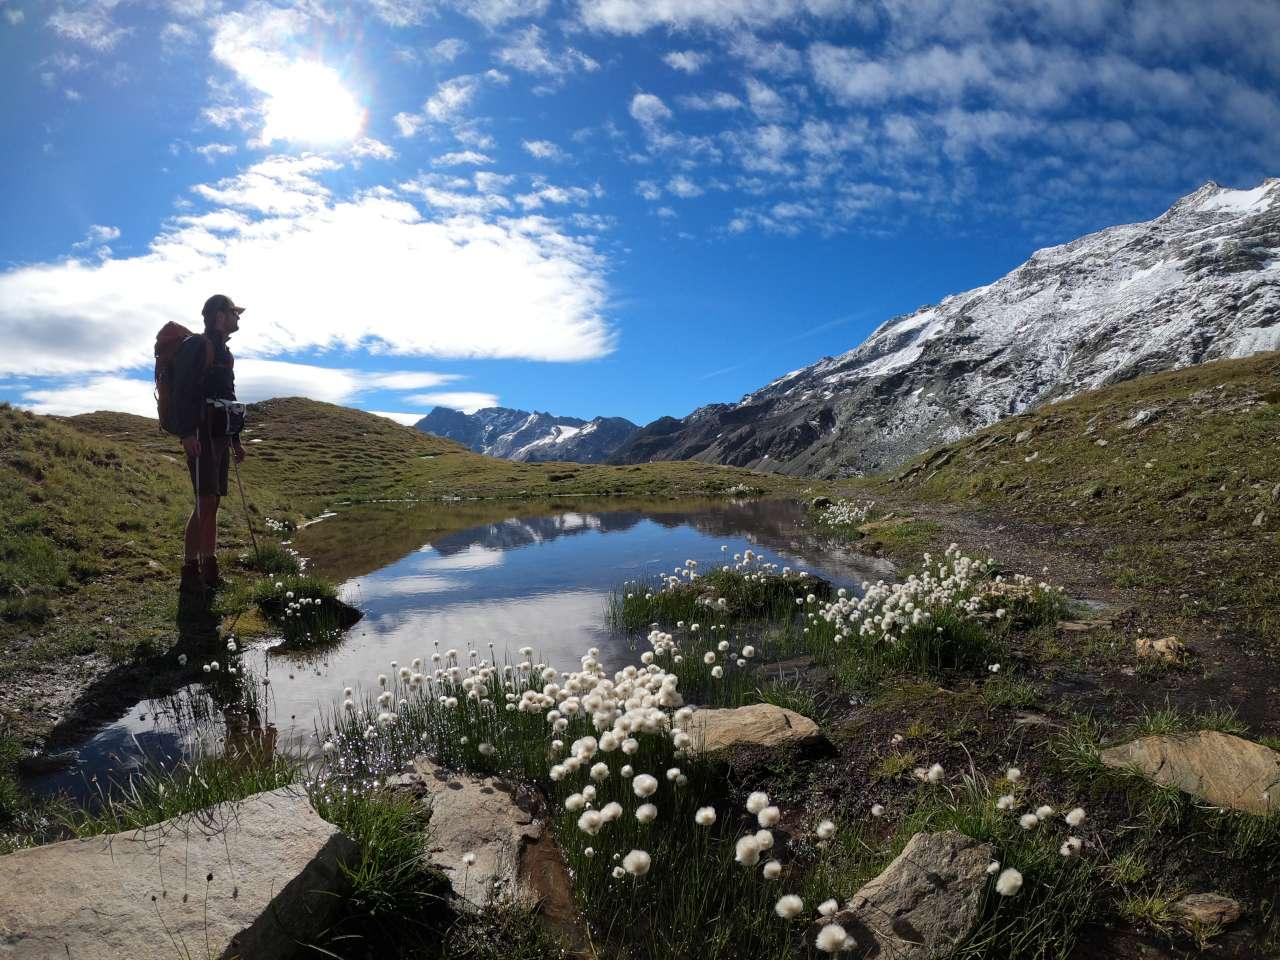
top-left (869, 349), bottom-right (1280, 647)
top-left (0, 398), bottom-right (813, 751)
top-left (611, 178), bottom-right (1280, 477)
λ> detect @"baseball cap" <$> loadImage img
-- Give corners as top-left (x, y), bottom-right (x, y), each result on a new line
top-left (202, 294), bottom-right (246, 318)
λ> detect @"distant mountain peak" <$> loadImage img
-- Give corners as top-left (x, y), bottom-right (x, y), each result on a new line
top-left (416, 405), bottom-right (638, 463)
top-left (610, 178), bottom-right (1280, 477)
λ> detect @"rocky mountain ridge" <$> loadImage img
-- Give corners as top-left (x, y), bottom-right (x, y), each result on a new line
top-left (416, 406), bottom-right (638, 463)
top-left (609, 178), bottom-right (1280, 476)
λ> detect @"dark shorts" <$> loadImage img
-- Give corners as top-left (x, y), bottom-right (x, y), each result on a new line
top-left (187, 430), bottom-right (230, 498)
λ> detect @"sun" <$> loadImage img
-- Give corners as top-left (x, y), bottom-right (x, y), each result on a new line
top-left (260, 60), bottom-right (366, 147)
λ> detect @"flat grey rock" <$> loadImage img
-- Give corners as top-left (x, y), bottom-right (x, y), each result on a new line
top-left (390, 759), bottom-right (541, 907)
top-left (1100, 731), bottom-right (1280, 815)
top-left (689, 703), bottom-right (823, 754)
top-left (820, 830), bottom-right (993, 960)
top-left (0, 787), bottom-right (354, 960)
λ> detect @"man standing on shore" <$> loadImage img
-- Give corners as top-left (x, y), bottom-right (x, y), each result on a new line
top-left (173, 294), bottom-right (247, 594)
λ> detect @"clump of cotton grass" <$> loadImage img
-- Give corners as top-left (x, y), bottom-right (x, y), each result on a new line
top-left (995, 867), bottom-right (1023, 896)
top-left (815, 498), bottom-right (874, 527)
top-left (774, 894), bottom-right (804, 919)
top-left (815, 922), bottom-right (853, 953)
top-left (622, 849), bottom-right (651, 877)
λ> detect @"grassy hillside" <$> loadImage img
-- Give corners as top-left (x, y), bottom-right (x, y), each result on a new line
top-left (0, 398), bottom-right (817, 747)
top-left (871, 349), bottom-right (1280, 644)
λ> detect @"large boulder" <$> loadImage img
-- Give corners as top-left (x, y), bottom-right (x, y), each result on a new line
top-left (819, 830), bottom-right (994, 959)
top-left (689, 703), bottom-right (824, 754)
top-left (385, 758), bottom-right (541, 906)
top-left (1099, 731), bottom-right (1280, 815)
top-left (0, 787), bottom-right (354, 960)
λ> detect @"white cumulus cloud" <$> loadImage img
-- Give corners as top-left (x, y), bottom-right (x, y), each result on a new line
top-left (0, 155), bottom-right (615, 378)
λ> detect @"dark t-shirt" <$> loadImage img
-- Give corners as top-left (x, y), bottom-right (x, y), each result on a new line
top-left (172, 332), bottom-right (236, 438)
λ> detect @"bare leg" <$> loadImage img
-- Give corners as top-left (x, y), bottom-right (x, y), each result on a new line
top-left (184, 508), bottom-right (202, 563)
top-left (199, 496), bottom-right (220, 557)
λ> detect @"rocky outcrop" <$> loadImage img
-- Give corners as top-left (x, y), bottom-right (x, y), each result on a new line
top-left (611, 178), bottom-right (1280, 477)
top-left (1100, 731), bottom-right (1280, 815)
top-left (0, 788), bottom-right (354, 960)
top-left (385, 758), bottom-right (542, 906)
top-left (689, 703), bottom-right (823, 754)
top-left (416, 406), bottom-right (638, 463)
top-left (818, 830), bottom-right (994, 959)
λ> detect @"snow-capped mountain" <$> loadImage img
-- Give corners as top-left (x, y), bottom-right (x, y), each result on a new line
top-left (610, 178), bottom-right (1280, 477)
top-left (416, 406), bottom-right (639, 463)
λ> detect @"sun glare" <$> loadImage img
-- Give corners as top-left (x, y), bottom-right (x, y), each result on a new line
top-left (260, 60), bottom-right (365, 146)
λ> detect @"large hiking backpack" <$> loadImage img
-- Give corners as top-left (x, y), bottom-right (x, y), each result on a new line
top-left (154, 322), bottom-right (212, 435)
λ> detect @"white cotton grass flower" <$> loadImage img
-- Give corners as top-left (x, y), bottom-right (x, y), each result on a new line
top-left (582, 785), bottom-right (597, 801)
top-left (565, 793), bottom-right (586, 812)
top-left (986, 860), bottom-right (1001, 875)
top-left (746, 791), bottom-right (770, 814)
top-left (818, 899), bottom-right (839, 917)
top-left (622, 849), bottom-right (652, 876)
top-left (695, 806), bottom-right (717, 826)
top-left (995, 867), bottom-right (1023, 896)
top-left (583, 847), bottom-right (594, 858)
top-left (636, 803), bottom-right (658, 824)
top-left (633, 774), bottom-right (658, 798)
top-left (774, 894), bottom-right (804, 919)
top-left (1019, 813), bottom-right (1039, 830)
top-left (1060, 836), bottom-right (1083, 858)
top-left (736, 836), bottom-right (762, 866)
top-left (815, 922), bottom-right (852, 954)
top-left (666, 767), bottom-right (681, 782)
top-left (478, 742), bottom-right (495, 756)
top-left (816, 819), bottom-right (836, 840)
top-left (462, 852), bottom-right (477, 866)
top-left (1035, 805), bottom-right (1054, 819)
top-left (758, 805), bottom-right (781, 827)
top-left (1064, 807), bottom-right (1087, 827)
top-left (600, 801), bottom-right (623, 822)
top-left (577, 811), bottom-right (604, 836)
top-left (762, 860), bottom-right (783, 879)
top-left (996, 794), bottom-right (1017, 811)
top-left (1005, 767), bottom-right (1021, 783)
top-left (870, 804), bottom-right (885, 817)
top-left (925, 763), bottom-right (944, 783)
top-left (754, 829), bottom-right (774, 850)
top-left (590, 762), bottom-right (610, 782)
top-left (612, 866), bottom-right (625, 879)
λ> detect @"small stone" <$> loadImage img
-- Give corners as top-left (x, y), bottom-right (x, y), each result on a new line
top-left (1134, 635), bottom-right (1187, 663)
top-left (1172, 892), bottom-right (1242, 929)
top-left (1272, 482), bottom-right (1280, 503)
top-left (1253, 511), bottom-right (1266, 527)
top-left (1014, 428), bottom-right (1034, 443)
top-left (1095, 438), bottom-right (1109, 447)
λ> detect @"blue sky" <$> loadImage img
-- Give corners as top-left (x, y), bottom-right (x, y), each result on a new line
top-left (2, 0), bottom-right (1277, 426)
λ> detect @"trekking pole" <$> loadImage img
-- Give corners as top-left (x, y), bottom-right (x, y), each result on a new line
top-left (232, 453), bottom-right (262, 568)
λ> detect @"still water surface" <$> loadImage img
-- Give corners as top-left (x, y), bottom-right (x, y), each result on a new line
top-left (30, 498), bottom-right (889, 801)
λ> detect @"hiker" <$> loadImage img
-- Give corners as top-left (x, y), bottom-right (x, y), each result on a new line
top-left (171, 294), bottom-right (248, 593)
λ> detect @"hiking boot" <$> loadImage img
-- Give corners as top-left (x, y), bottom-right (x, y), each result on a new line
top-left (180, 561), bottom-right (205, 594)
top-left (200, 556), bottom-right (224, 590)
